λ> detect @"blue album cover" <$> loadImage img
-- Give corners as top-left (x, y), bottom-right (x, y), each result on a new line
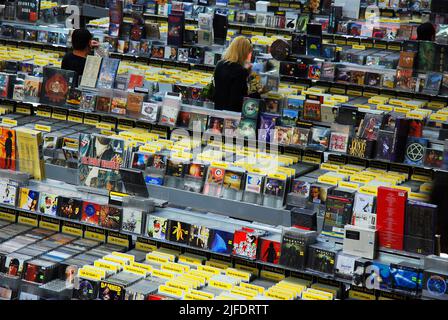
top-left (259, 113), bottom-right (279, 143)
top-left (404, 137), bottom-right (428, 166)
top-left (390, 264), bottom-right (423, 294)
top-left (281, 108), bottom-right (299, 126)
top-left (208, 229), bottom-right (234, 254)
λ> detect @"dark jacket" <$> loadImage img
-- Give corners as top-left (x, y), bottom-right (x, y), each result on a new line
top-left (213, 60), bottom-right (249, 113)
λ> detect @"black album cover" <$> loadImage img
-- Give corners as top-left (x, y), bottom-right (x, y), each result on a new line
top-left (279, 231), bottom-right (308, 270)
top-left (56, 197), bottom-right (82, 221)
top-left (40, 67), bottom-right (76, 107)
top-left (307, 245), bottom-right (337, 275)
top-left (167, 220), bottom-right (191, 244)
top-left (167, 12), bottom-right (185, 47)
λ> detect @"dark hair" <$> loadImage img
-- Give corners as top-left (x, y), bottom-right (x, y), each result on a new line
top-left (417, 22), bottom-right (436, 41)
top-left (71, 29), bottom-right (93, 51)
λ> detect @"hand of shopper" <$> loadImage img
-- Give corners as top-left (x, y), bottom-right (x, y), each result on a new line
top-left (90, 40), bottom-right (100, 48)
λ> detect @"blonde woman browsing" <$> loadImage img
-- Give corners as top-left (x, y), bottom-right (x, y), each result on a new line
top-left (213, 36), bottom-right (253, 112)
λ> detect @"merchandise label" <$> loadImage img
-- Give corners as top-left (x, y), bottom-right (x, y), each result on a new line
top-left (38, 216), bottom-right (60, 231)
top-left (61, 222), bottom-right (83, 237)
top-left (0, 207), bottom-right (16, 222)
top-left (17, 212), bottom-right (38, 227)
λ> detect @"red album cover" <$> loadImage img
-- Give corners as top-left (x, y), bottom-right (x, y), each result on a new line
top-left (232, 229), bottom-right (259, 260)
top-left (81, 201), bottom-right (100, 225)
top-left (0, 128), bottom-right (16, 170)
top-left (258, 238), bottom-right (281, 264)
top-left (127, 74), bottom-right (144, 91)
top-left (376, 186), bottom-right (407, 250)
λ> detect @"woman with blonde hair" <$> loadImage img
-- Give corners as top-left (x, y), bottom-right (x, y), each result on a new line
top-left (213, 36), bottom-right (253, 112)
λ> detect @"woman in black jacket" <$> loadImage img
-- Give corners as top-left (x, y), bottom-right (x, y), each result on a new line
top-left (213, 36), bottom-right (253, 113)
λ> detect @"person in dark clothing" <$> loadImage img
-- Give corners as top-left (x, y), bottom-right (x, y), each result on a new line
top-left (61, 29), bottom-right (98, 76)
top-left (417, 22), bottom-right (436, 41)
top-left (430, 171), bottom-right (448, 254)
top-left (213, 36), bottom-right (253, 113)
top-left (4, 131), bottom-right (12, 169)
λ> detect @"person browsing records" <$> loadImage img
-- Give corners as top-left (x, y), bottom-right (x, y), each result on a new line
top-left (213, 36), bottom-right (253, 112)
top-left (61, 29), bottom-right (98, 76)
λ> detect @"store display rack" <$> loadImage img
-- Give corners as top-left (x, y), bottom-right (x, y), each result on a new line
top-left (2, 96), bottom-right (446, 179)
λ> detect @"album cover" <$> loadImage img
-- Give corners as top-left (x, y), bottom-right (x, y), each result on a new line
top-left (96, 58), bottom-right (120, 89)
top-left (127, 74), bottom-right (144, 92)
top-left (424, 148), bottom-right (444, 168)
top-left (150, 154), bottom-right (167, 170)
top-left (150, 45), bottom-right (164, 59)
top-left (159, 104), bottom-right (180, 127)
top-left (162, 46), bottom-right (177, 60)
top-left (99, 206), bottom-right (122, 230)
top-left (353, 193), bottom-right (375, 214)
top-left (404, 137), bottom-right (428, 166)
top-left (24, 29), bottom-right (37, 42)
top-left (177, 48), bottom-right (189, 62)
top-left (232, 229), bottom-right (259, 260)
top-left (38, 192), bottom-right (58, 216)
top-left (264, 177), bottom-right (286, 199)
top-left (259, 113), bottom-right (279, 143)
top-left (375, 130), bottom-right (394, 161)
top-left (309, 127), bottom-right (330, 151)
top-left (307, 245), bottom-right (337, 275)
top-left (258, 238), bottom-right (281, 264)
top-left (329, 132), bottom-right (349, 153)
top-left (146, 215), bottom-right (168, 239)
top-left (382, 73), bottom-right (396, 88)
top-left (319, 62), bottom-right (336, 81)
top-left (99, 281), bottom-right (124, 300)
top-left (349, 138), bottom-right (375, 158)
top-left (167, 220), bottom-right (191, 244)
top-left (141, 102), bottom-right (159, 122)
top-left (308, 64), bottom-right (322, 80)
top-left (18, 188), bottom-right (39, 212)
top-left (242, 98), bottom-right (261, 120)
top-left (322, 195), bottom-right (354, 238)
top-left (359, 113), bottom-right (384, 141)
top-left (224, 118), bottom-right (239, 136)
top-left (206, 117), bottom-right (224, 134)
top-left (418, 41), bottom-right (436, 72)
top-left (126, 93), bottom-right (144, 115)
top-left (281, 109), bottom-right (299, 127)
top-left (0, 127), bottom-right (16, 170)
top-left (57, 197), bottom-right (82, 221)
top-left (398, 51), bottom-right (416, 69)
top-left (236, 118), bottom-right (257, 139)
top-left (131, 152), bottom-right (151, 171)
top-left (80, 201), bottom-right (100, 225)
top-left (167, 12), bottom-right (185, 47)
top-left (90, 135), bottom-right (124, 169)
top-left (40, 67), bottom-right (75, 107)
top-left (0, 183), bottom-right (17, 206)
top-left (423, 72), bottom-right (443, 95)
top-left (189, 225), bottom-right (211, 250)
top-left (208, 229), bottom-right (234, 254)
top-left (203, 167), bottom-right (225, 196)
top-left (121, 208), bottom-right (143, 234)
top-left (165, 159), bottom-right (185, 178)
top-left (364, 72), bottom-right (381, 87)
top-left (303, 100), bottom-right (322, 122)
top-left (279, 231), bottom-right (309, 270)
